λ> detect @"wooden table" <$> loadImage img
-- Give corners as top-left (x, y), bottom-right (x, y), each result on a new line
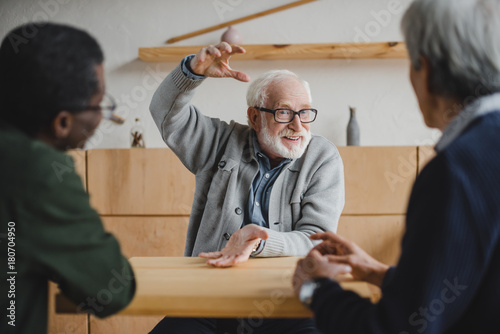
top-left (56, 257), bottom-right (380, 318)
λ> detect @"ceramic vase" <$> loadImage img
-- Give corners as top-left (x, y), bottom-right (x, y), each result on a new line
top-left (347, 106), bottom-right (360, 146)
top-left (221, 26), bottom-right (243, 44)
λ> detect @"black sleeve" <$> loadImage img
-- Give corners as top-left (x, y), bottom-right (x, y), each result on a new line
top-left (311, 154), bottom-right (490, 333)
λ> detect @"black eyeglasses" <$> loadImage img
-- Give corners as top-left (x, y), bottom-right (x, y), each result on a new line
top-left (65, 94), bottom-right (124, 124)
top-left (255, 107), bottom-right (317, 123)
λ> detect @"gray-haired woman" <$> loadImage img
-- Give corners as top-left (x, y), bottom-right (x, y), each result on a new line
top-left (293, 0), bottom-right (500, 333)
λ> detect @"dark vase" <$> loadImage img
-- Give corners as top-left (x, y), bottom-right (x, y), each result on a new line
top-left (347, 106), bottom-right (360, 146)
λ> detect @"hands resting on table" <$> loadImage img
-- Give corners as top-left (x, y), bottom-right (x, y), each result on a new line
top-left (199, 224), bottom-right (390, 294)
top-left (199, 224), bottom-right (268, 268)
top-left (292, 232), bottom-right (390, 296)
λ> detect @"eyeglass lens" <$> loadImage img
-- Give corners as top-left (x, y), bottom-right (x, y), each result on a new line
top-left (275, 109), bottom-right (316, 122)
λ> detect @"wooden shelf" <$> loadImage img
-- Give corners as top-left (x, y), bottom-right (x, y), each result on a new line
top-left (139, 42), bottom-right (407, 62)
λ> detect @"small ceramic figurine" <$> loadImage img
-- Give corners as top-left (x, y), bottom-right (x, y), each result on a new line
top-left (220, 26), bottom-right (243, 44)
top-left (131, 118), bottom-right (146, 148)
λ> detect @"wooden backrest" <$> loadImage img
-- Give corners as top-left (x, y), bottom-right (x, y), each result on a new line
top-left (336, 146), bottom-right (417, 266)
top-left (82, 147), bottom-right (430, 263)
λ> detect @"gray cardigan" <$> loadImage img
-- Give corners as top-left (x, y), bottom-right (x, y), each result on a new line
top-left (150, 65), bottom-right (345, 257)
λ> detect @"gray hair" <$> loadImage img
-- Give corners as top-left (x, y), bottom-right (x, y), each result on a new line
top-left (401, 0), bottom-right (500, 101)
top-left (246, 70), bottom-right (312, 108)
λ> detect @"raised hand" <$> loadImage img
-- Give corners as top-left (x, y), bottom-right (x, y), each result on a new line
top-left (311, 232), bottom-right (389, 287)
top-left (190, 42), bottom-right (250, 82)
top-left (199, 224), bottom-right (268, 267)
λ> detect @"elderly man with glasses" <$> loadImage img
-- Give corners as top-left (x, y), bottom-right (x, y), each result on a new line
top-left (149, 42), bottom-right (344, 334)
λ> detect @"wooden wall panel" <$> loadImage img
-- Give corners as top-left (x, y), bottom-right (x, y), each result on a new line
top-left (90, 315), bottom-right (163, 334)
top-left (49, 150), bottom-right (88, 334)
top-left (87, 149), bottom-right (195, 215)
top-left (338, 146), bottom-right (417, 215)
top-left (91, 216), bottom-right (189, 333)
top-left (337, 215), bottom-right (406, 266)
top-left (48, 283), bottom-right (88, 334)
top-left (418, 145), bottom-right (436, 174)
top-left (101, 216), bottom-right (189, 258)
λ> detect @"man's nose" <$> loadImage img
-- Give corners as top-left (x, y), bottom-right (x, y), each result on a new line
top-left (288, 113), bottom-right (303, 132)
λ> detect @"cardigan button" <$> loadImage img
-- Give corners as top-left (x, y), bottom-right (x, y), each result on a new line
top-left (235, 207), bottom-right (242, 215)
top-left (223, 233), bottom-right (231, 240)
top-left (218, 160), bottom-right (226, 168)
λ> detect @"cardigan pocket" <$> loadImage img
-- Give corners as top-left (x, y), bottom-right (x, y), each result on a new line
top-left (280, 190), bottom-right (302, 231)
top-left (205, 156), bottom-right (239, 212)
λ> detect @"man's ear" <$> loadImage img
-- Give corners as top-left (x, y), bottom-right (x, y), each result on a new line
top-left (247, 107), bottom-right (261, 131)
top-left (52, 111), bottom-right (74, 139)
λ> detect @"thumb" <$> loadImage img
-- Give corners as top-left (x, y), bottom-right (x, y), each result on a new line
top-left (310, 249), bottom-right (323, 258)
top-left (256, 228), bottom-right (269, 240)
top-left (325, 254), bottom-right (349, 264)
top-left (308, 249), bottom-right (327, 263)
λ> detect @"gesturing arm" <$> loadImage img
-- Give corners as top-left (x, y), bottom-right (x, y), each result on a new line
top-left (150, 43), bottom-right (249, 174)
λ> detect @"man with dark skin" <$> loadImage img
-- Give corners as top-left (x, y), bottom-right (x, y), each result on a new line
top-left (0, 23), bottom-right (135, 334)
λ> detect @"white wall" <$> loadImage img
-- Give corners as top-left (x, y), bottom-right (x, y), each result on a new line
top-left (0, 0), bottom-right (441, 149)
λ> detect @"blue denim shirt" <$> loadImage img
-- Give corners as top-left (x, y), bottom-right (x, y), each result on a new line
top-left (246, 135), bottom-right (291, 254)
top-left (245, 134), bottom-right (291, 229)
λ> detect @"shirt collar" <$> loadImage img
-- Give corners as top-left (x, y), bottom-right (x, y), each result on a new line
top-left (435, 93), bottom-right (500, 152)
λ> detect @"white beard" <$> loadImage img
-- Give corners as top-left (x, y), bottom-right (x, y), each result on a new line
top-left (259, 120), bottom-right (312, 159)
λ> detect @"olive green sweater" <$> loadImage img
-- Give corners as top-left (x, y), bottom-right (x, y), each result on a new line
top-left (0, 123), bottom-right (135, 334)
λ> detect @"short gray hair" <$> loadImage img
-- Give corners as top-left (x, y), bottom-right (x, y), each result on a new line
top-left (246, 70), bottom-right (312, 108)
top-left (401, 0), bottom-right (500, 101)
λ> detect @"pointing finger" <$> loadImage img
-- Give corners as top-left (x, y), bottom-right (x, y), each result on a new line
top-left (229, 45), bottom-right (246, 55)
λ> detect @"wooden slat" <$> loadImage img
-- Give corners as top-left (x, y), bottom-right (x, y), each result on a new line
top-left (418, 145), bottom-right (436, 174)
top-left (121, 257), bottom-right (376, 317)
top-left (139, 42), bottom-right (408, 62)
top-left (101, 216), bottom-right (189, 258)
top-left (129, 256), bottom-right (299, 269)
top-left (48, 150), bottom-right (88, 334)
top-left (338, 146), bottom-right (417, 215)
top-left (167, 0), bottom-right (317, 44)
top-left (337, 215), bottom-right (406, 266)
top-left (87, 148), bottom-right (195, 215)
top-left (121, 257), bottom-right (375, 317)
top-left (90, 315), bottom-right (163, 334)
